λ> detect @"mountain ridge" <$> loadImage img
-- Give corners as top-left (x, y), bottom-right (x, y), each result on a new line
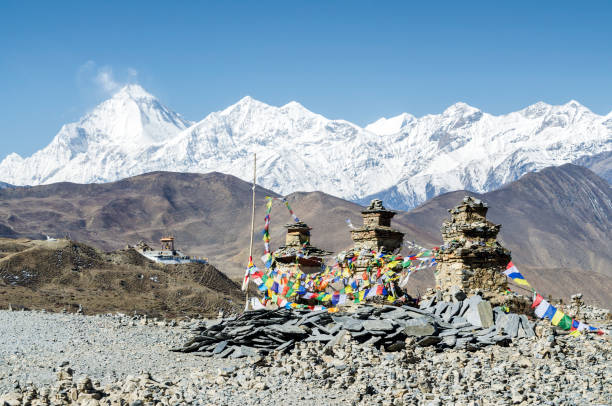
top-left (0, 164), bottom-right (610, 305)
top-left (1, 85), bottom-right (610, 209)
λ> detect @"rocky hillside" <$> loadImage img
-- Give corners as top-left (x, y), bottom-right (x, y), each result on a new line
top-left (0, 238), bottom-right (243, 317)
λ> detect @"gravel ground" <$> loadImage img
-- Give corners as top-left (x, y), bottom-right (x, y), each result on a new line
top-left (0, 310), bottom-right (233, 394)
top-left (1, 309), bottom-right (610, 405)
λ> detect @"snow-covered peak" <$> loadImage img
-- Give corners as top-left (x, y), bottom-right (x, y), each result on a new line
top-left (442, 102), bottom-right (481, 118)
top-left (365, 113), bottom-right (416, 135)
top-left (520, 101), bottom-right (552, 118)
top-left (112, 84), bottom-right (155, 101)
top-left (0, 85), bottom-right (191, 185)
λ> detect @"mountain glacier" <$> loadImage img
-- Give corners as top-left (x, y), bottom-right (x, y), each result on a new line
top-left (1, 85), bottom-right (610, 210)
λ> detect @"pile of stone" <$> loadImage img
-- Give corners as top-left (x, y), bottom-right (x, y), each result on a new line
top-left (435, 196), bottom-right (511, 294)
top-left (174, 294), bottom-right (536, 358)
top-left (4, 325), bottom-right (610, 406)
top-left (565, 293), bottom-right (610, 321)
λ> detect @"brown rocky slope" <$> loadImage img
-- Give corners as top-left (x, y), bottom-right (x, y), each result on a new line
top-left (0, 238), bottom-right (243, 317)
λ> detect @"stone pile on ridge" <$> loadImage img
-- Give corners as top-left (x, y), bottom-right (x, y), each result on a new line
top-left (175, 295), bottom-right (536, 358)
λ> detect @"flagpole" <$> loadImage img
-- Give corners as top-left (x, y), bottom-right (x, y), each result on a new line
top-left (244, 153), bottom-right (257, 311)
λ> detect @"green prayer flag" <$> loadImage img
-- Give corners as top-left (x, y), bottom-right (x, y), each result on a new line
top-left (558, 314), bottom-right (572, 330)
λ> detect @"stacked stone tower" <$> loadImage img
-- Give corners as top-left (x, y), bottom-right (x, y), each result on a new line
top-left (350, 199), bottom-right (404, 272)
top-left (435, 196), bottom-right (510, 292)
top-left (350, 199), bottom-right (404, 253)
top-left (274, 221), bottom-right (331, 274)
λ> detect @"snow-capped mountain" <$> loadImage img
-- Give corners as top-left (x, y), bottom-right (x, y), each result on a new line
top-left (0, 85), bottom-right (192, 185)
top-left (0, 85), bottom-right (610, 210)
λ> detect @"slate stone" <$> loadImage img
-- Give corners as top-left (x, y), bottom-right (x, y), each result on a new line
top-left (362, 319), bottom-right (394, 332)
top-left (385, 341), bottom-right (405, 352)
top-left (497, 313), bottom-right (520, 337)
top-left (275, 339), bottom-right (295, 353)
top-left (381, 309), bottom-right (409, 320)
top-left (433, 301), bottom-right (450, 317)
top-left (460, 295), bottom-right (482, 317)
top-left (326, 323), bottom-right (342, 335)
top-left (440, 335), bottom-right (457, 347)
top-left (447, 302), bottom-right (462, 318)
top-left (364, 336), bottom-right (382, 346)
top-left (403, 317), bottom-right (436, 337)
top-left (305, 334), bottom-right (334, 342)
top-left (417, 336), bottom-right (442, 347)
top-left (439, 329), bottom-right (460, 337)
top-left (450, 287), bottom-right (467, 302)
top-left (230, 346), bottom-right (259, 358)
top-left (451, 317), bottom-right (468, 326)
top-left (465, 300), bottom-right (494, 328)
top-left (519, 315), bottom-right (536, 337)
top-left (227, 325), bottom-right (252, 336)
top-left (323, 330), bottom-right (348, 354)
top-left (351, 329), bottom-right (372, 338)
top-left (454, 337), bottom-right (473, 348)
top-left (340, 319), bottom-right (364, 332)
top-left (218, 346), bottom-right (235, 358)
top-left (419, 298), bottom-right (435, 310)
top-left (270, 324), bottom-right (307, 336)
top-left (474, 326), bottom-right (496, 336)
top-left (212, 341), bottom-right (228, 354)
top-left (401, 306), bottom-right (431, 316)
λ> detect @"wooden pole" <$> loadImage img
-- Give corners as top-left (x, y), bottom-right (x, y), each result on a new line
top-left (244, 153), bottom-right (257, 311)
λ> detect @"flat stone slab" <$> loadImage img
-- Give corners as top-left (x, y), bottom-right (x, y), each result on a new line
top-left (362, 319), bottom-right (394, 332)
top-left (212, 341), bottom-right (228, 354)
top-left (270, 324), bottom-right (308, 336)
top-left (417, 336), bottom-right (442, 347)
top-left (497, 313), bottom-right (520, 337)
top-left (304, 334), bottom-right (334, 342)
top-left (403, 317), bottom-right (436, 337)
top-left (519, 315), bottom-right (535, 337)
top-left (465, 300), bottom-right (494, 328)
top-left (381, 309), bottom-right (409, 320)
top-left (230, 346), bottom-right (259, 358)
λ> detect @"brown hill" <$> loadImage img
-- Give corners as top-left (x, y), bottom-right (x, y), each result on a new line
top-left (398, 164), bottom-right (612, 305)
top-left (0, 165), bottom-right (610, 306)
top-left (0, 238), bottom-right (243, 317)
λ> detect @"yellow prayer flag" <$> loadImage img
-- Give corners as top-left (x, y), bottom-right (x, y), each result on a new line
top-left (551, 309), bottom-right (565, 326)
top-left (514, 278), bottom-right (532, 287)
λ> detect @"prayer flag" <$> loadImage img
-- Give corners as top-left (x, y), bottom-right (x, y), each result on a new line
top-left (532, 293), bottom-right (544, 308)
top-left (534, 300), bottom-right (550, 318)
top-left (558, 314), bottom-right (572, 330)
top-left (542, 304), bottom-right (557, 320)
top-left (570, 320), bottom-right (580, 331)
top-left (551, 309), bottom-right (565, 326)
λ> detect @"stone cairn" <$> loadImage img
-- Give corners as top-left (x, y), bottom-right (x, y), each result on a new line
top-left (349, 199), bottom-right (404, 272)
top-left (435, 196), bottom-right (510, 294)
top-left (274, 221), bottom-right (331, 274)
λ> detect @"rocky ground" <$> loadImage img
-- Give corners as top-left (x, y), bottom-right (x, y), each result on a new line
top-left (1, 308), bottom-right (611, 405)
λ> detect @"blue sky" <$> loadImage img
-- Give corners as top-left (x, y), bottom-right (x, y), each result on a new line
top-left (1, 1), bottom-right (611, 158)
